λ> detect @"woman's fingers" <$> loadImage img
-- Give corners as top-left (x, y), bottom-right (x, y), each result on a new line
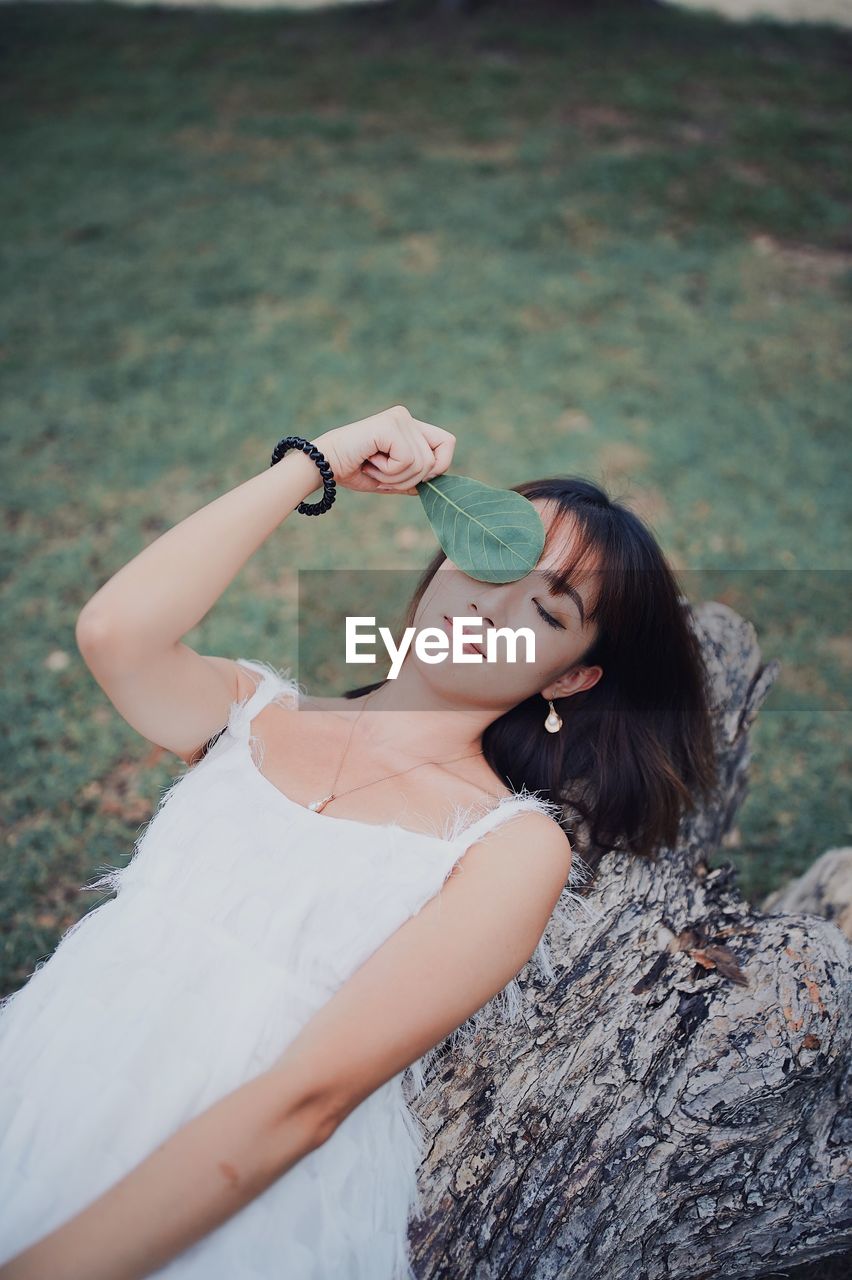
top-left (328, 407), bottom-right (457, 496)
top-left (369, 451), bottom-right (410, 475)
top-left (412, 421), bottom-right (457, 481)
top-left (424, 440), bottom-right (456, 481)
top-left (361, 459), bottom-right (395, 483)
top-left (362, 456), bottom-right (416, 484)
top-left (365, 436), bottom-right (432, 488)
top-left (394, 423), bottom-right (449, 486)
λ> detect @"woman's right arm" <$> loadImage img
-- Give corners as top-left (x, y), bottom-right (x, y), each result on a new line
top-left (75, 406), bottom-right (455, 764)
top-left (74, 435), bottom-right (336, 766)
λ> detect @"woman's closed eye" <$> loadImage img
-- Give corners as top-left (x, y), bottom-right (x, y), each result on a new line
top-left (535, 600), bottom-right (564, 630)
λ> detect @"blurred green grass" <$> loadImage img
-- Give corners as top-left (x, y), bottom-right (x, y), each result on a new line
top-left (1, 1), bottom-right (850, 993)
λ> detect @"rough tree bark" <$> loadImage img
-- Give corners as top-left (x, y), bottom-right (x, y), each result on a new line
top-left (407, 600), bottom-right (852, 1279)
top-left (763, 848), bottom-right (852, 944)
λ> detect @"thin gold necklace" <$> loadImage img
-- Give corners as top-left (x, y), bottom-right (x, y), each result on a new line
top-left (306, 685), bottom-right (485, 814)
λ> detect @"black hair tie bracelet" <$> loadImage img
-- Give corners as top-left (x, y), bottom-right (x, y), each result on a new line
top-left (270, 435), bottom-right (337, 516)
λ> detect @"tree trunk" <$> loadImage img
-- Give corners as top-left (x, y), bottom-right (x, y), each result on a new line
top-left (763, 847), bottom-right (852, 944)
top-left (407, 601), bottom-right (852, 1279)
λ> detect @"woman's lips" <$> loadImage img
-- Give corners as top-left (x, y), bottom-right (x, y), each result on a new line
top-left (442, 615), bottom-right (485, 657)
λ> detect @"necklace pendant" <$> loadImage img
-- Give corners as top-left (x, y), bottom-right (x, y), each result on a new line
top-left (308, 793), bottom-right (334, 813)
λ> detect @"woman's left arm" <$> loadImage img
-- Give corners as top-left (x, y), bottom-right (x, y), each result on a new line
top-left (0, 1065), bottom-right (333, 1280)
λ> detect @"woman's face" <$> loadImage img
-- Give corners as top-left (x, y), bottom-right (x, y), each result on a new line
top-left (411, 499), bottom-right (604, 707)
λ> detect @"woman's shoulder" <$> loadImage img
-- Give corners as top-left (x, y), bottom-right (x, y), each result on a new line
top-left (440, 762), bottom-right (569, 843)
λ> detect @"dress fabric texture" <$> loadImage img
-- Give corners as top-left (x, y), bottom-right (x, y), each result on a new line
top-left (0, 658), bottom-right (603, 1278)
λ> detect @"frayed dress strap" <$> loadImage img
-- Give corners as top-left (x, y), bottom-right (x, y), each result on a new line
top-left (227, 658), bottom-right (303, 742)
top-left (447, 788), bottom-right (568, 852)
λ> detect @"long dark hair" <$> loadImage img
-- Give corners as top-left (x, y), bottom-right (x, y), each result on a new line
top-left (342, 476), bottom-right (719, 876)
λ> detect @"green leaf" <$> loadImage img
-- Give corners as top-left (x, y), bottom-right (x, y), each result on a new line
top-left (415, 473), bottom-right (546, 583)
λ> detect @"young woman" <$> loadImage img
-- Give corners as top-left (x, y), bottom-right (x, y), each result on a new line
top-left (0, 405), bottom-right (717, 1279)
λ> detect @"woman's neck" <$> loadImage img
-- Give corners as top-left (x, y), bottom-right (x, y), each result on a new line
top-left (304, 659), bottom-right (509, 763)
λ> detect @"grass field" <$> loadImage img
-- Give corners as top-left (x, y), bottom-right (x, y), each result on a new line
top-left (1, 0), bottom-right (850, 996)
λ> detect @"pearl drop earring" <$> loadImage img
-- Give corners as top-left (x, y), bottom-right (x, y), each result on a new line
top-left (544, 699), bottom-right (563, 733)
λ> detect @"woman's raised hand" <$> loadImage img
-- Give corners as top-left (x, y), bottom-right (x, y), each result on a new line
top-left (313, 405), bottom-right (457, 496)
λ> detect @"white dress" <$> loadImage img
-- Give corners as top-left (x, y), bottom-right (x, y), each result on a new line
top-left (0, 658), bottom-right (602, 1279)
